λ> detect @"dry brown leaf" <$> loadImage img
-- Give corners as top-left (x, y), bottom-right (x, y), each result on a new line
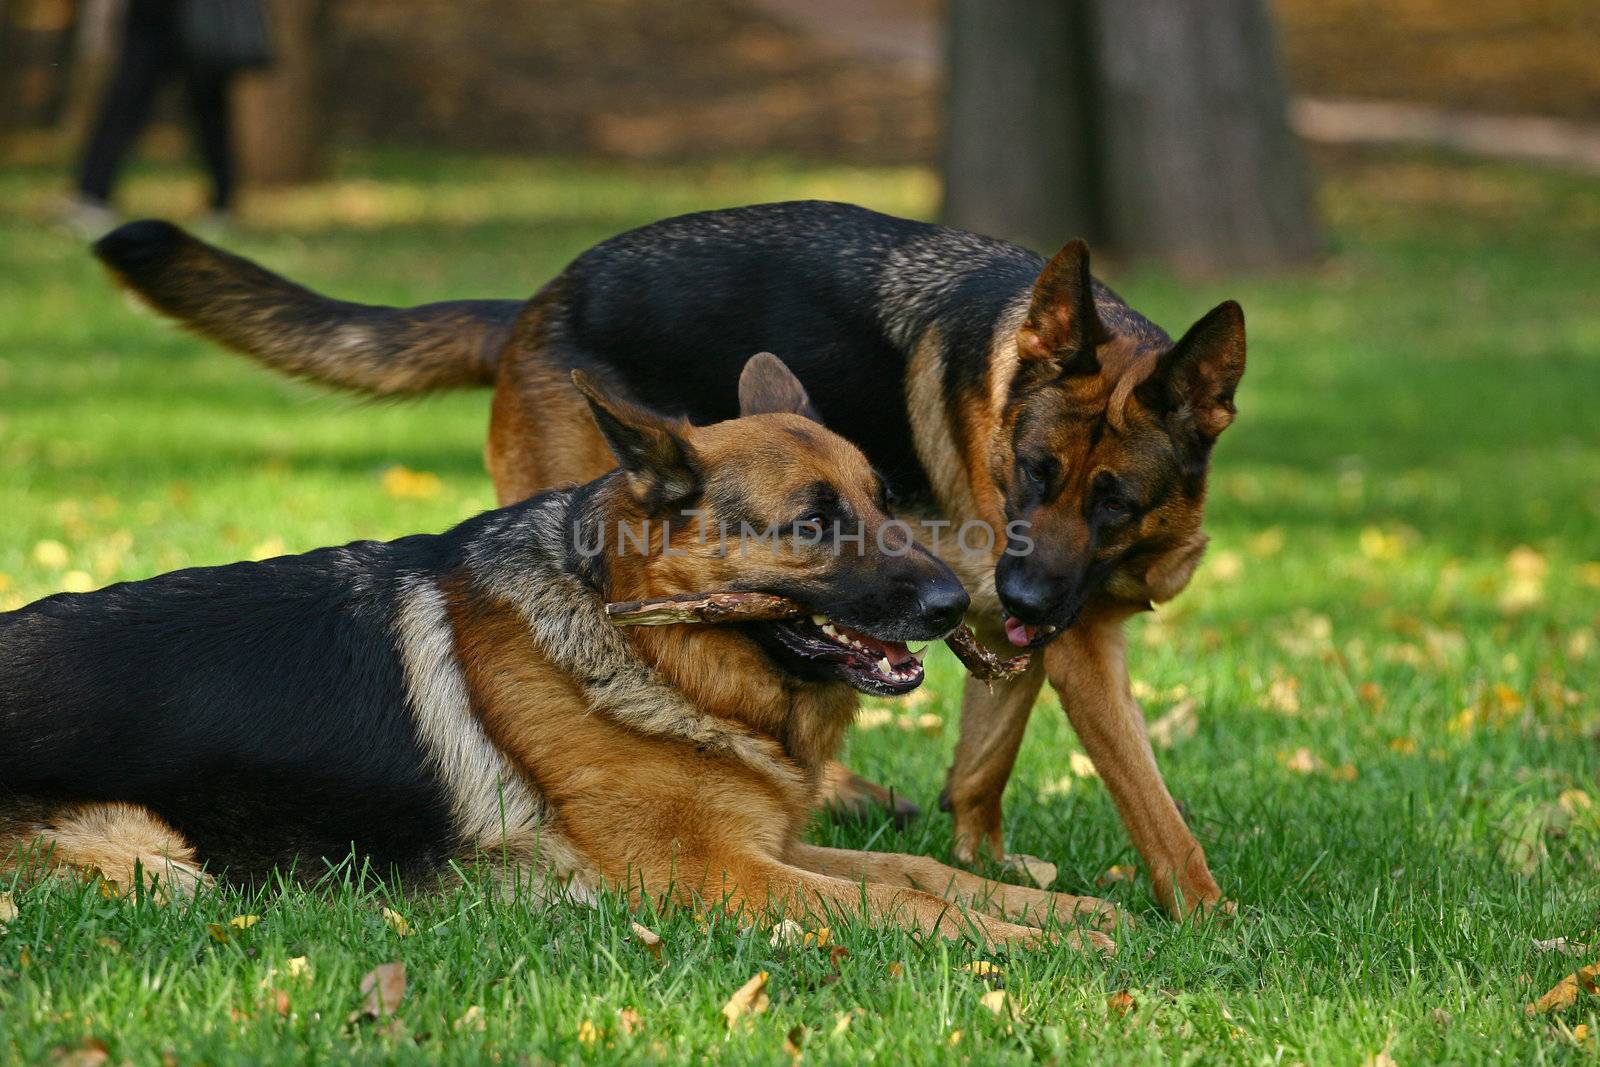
top-left (617, 1007), bottom-right (643, 1037)
top-left (1534, 937), bottom-right (1589, 955)
top-left (784, 1025), bottom-right (807, 1057)
top-left (721, 971), bottom-right (770, 1028)
top-left (1527, 959), bottom-right (1600, 1015)
top-left (1148, 699), bottom-right (1199, 750)
top-left (0, 891), bottom-right (17, 927)
top-left (453, 1005), bottom-right (485, 1033)
top-left (1107, 990), bottom-right (1136, 1016)
top-left (1002, 853), bottom-right (1058, 889)
top-left (887, 962), bottom-right (904, 979)
top-left (47, 1039), bottom-right (108, 1067)
top-left (350, 961), bottom-right (407, 1022)
top-left (630, 920), bottom-right (663, 960)
top-left (381, 907), bottom-right (411, 937)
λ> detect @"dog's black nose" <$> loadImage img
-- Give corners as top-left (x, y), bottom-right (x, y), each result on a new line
top-left (917, 573), bottom-right (970, 633)
top-left (995, 562), bottom-right (1056, 625)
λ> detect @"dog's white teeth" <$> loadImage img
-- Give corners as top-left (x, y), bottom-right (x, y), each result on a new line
top-left (877, 656), bottom-right (893, 675)
top-left (1042, 624), bottom-right (1058, 634)
top-left (908, 644), bottom-right (927, 662)
top-left (821, 623), bottom-right (839, 638)
top-left (812, 614), bottom-right (827, 626)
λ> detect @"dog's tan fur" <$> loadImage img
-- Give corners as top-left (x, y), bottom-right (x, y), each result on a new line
top-left (3, 365), bottom-right (1120, 946)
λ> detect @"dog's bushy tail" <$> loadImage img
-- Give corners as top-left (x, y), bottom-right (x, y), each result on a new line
top-left (93, 220), bottom-right (523, 395)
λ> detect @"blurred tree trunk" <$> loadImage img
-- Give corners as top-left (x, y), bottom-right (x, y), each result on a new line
top-left (236, 0), bottom-right (329, 186)
top-left (941, 0), bottom-right (1320, 270)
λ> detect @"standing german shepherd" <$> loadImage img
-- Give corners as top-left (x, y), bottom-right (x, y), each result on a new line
top-left (0, 355), bottom-right (1120, 948)
top-left (93, 203), bottom-right (1246, 916)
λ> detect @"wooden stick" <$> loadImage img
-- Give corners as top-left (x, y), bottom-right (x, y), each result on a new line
top-left (604, 591), bottom-right (807, 626)
top-left (605, 591), bottom-right (1032, 682)
top-left (944, 624), bottom-right (1032, 684)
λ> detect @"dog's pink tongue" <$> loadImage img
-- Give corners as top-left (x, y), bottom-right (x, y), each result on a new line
top-left (1004, 616), bottom-right (1037, 648)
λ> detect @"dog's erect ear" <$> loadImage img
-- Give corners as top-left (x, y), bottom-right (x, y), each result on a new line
top-left (737, 352), bottom-right (823, 423)
top-left (1017, 239), bottom-right (1106, 377)
top-left (1137, 300), bottom-right (1247, 440)
top-left (571, 371), bottom-right (701, 510)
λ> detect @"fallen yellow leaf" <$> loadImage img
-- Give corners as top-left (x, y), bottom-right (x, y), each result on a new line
top-left (1388, 737), bottom-right (1418, 755)
top-left (1097, 865), bottom-right (1138, 886)
top-left (1148, 699), bottom-right (1198, 750)
top-left (630, 920), bottom-right (664, 960)
top-left (453, 1005), bottom-right (485, 1033)
top-left (962, 960), bottom-right (1002, 978)
top-left (947, 1029), bottom-right (963, 1046)
top-left (768, 918), bottom-right (803, 947)
top-left (1283, 747), bottom-right (1322, 774)
top-left (1069, 752), bottom-right (1098, 778)
top-left (381, 907), bottom-right (411, 936)
top-left (1107, 990), bottom-right (1136, 1016)
top-left (979, 989), bottom-right (1011, 1016)
top-left (32, 540), bottom-right (69, 569)
top-left (721, 971), bottom-right (770, 1028)
top-left (60, 570), bottom-right (94, 593)
top-left (915, 712), bottom-right (944, 736)
top-left (1527, 959), bottom-right (1600, 1015)
top-left (228, 914), bottom-right (259, 930)
top-left (380, 465), bottom-right (442, 500)
top-left (0, 892), bottom-right (16, 924)
top-left (577, 1019), bottom-right (600, 1045)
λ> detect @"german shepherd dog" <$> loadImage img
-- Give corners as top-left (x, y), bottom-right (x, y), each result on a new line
top-left (0, 356), bottom-right (1122, 948)
top-left (93, 203), bottom-right (1246, 917)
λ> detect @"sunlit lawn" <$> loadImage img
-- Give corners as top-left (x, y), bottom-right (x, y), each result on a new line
top-left (1, 148), bottom-right (1598, 1064)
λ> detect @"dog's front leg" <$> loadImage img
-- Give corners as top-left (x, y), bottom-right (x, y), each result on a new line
top-left (1044, 618), bottom-right (1223, 918)
top-left (941, 656), bottom-right (1048, 865)
top-left (788, 842), bottom-right (1122, 942)
top-left (722, 857), bottom-right (1061, 949)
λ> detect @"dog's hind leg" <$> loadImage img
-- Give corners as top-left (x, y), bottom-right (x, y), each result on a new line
top-left (0, 802), bottom-right (209, 899)
top-left (817, 762), bottom-right (922, 826)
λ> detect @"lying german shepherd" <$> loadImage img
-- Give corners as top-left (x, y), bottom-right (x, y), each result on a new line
top-left (0, 356), bottom-right (1118, 949)
top-left (94, 203), bottom-right (1245, 916)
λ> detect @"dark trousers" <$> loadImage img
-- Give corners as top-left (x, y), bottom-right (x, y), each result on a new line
top-left (76, 1), bottom-right (236, 210)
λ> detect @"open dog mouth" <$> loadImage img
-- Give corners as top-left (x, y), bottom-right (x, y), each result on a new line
top-left (1003, 616), bottom-right (1065, 649)
top-left (767, 614), bottom-right (927, 696)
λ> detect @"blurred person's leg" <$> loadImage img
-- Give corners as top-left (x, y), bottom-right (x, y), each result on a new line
top-left (182, 65), bottom-right (236, 215)
top-left (73, 0), bottom-right (183, 227)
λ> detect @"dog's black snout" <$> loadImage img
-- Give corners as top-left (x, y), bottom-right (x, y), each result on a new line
top-left (916, 572), bottom-right (969, 634)
top-left (995, 559), bottom-right (1056, 624)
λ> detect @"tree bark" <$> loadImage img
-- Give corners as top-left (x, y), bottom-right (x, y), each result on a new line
top-left (941, 0), bottom-right (1320, 271)
top-left (236, 0), bottom-right (328, 186)
top-left (940, 0), bottom-right (1102, 250)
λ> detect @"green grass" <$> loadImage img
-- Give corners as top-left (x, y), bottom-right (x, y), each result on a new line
top-left (2, 149), bottom-right (1598, 1064)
